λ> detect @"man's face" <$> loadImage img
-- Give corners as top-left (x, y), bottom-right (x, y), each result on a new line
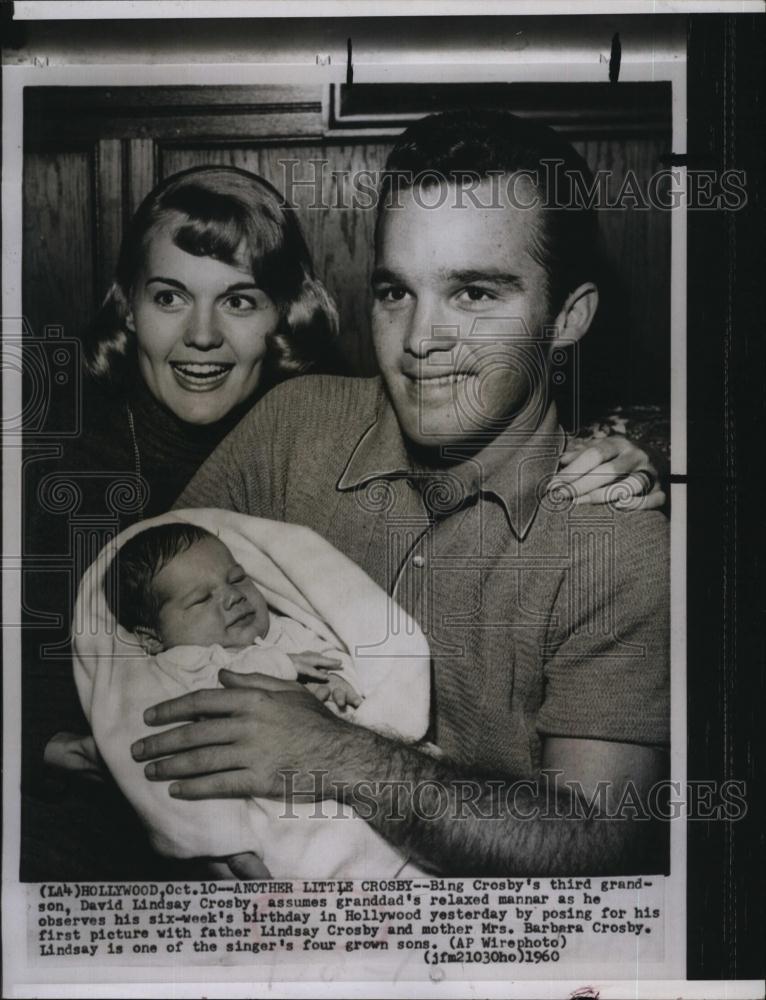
top-left (372, 178), bottom-right (555, 451)
top-left (152, 535), bottom-right (270, 650)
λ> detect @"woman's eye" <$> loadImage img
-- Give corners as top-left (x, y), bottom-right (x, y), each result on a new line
top-left (223, 294), bottom-right (257, 312)
top-left (154, 289), bottom-right (183, 308)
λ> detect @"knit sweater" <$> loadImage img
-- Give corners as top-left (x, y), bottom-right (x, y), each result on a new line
top-left (178, 375), bottom-right (670, 774)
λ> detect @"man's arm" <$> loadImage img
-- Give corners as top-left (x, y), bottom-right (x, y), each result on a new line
top-left (132, 503), bottom-right (669, 876)
top-left (343, 732), bottom-right (667, 876)
top-left (132, 673), bottom-right (667, 876)
top-left (173, 383), bottom-right (287, 515)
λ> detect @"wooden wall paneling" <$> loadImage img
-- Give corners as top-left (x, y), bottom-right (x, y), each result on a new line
top-left (22, 149), bottom-right (95, 343)
top-left (125, 138), bottom-right (157, 215)
top-left (159, 143), bottom-right (307, 187)
top-left (94, 138), bottom-right (124, 306)
top-left (279, 142), bottom-right (394, 375)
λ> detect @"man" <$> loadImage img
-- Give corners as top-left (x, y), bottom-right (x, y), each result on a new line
top-left (131, 110), bottom-right (669, 875)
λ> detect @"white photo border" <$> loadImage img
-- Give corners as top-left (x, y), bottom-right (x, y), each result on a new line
top-left (3, 50), bottom-right (687, 998)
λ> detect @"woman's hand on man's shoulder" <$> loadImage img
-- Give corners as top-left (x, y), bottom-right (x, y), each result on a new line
top-left (548, 434), bottom-right (666, 511)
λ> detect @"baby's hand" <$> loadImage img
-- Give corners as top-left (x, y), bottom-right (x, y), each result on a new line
top-left (309, 674), bottom-right (363, 712)
top-left (289, 652), bottom-right (362, 711)
top-left (289, 651), bottom-right (342, 681)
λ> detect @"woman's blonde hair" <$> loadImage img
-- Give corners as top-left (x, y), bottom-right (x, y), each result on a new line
top-left (84, 165), bottom-right (339, 389)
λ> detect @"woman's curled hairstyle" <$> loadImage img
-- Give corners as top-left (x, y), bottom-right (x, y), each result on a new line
top-left (84, 166), bottom-right (338, 388)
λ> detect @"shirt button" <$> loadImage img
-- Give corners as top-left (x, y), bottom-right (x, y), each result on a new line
top-left (412, 554), bottom-right (425, 568)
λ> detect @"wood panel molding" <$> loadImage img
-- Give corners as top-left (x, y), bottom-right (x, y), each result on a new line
top-left (328, 82), bottom-right (672, 139)
top-left (25, 81), bottom-right (672, 149)
top-left (24, 86), bottom-right (326, 147)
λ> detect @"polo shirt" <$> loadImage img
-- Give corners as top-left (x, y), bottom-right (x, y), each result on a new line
top-left (177, 374), bottom-right (669, 777)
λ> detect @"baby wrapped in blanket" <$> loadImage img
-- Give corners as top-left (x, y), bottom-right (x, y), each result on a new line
top-left (73, 509), bottom-right (431, 879)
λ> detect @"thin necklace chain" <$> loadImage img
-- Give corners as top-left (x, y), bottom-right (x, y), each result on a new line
top-left (125, 402), bottom-right (145, 521)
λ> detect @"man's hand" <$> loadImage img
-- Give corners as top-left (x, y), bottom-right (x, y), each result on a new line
top-left (549, 435), bottom-right (665, 510)
top-left (131, 671), bottom-right (350, 801)
top-left (226, 851), bottom-right (273, 879)
top-left (132, 674), bottom-right (667, 874)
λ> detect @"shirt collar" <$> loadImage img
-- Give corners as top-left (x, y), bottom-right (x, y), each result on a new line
top-left (336, 386), bottom-right (413, 488)
top-left (337, 383), bottom-right (565, 540)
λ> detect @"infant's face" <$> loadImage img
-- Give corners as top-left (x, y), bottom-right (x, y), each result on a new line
top-left (153, 535), bottom-right (270, 649)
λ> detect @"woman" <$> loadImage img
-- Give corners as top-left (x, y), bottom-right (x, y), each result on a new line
top-left (24, 166), bottom-right (339, 880)
top-left (24, 165), bottom-right (662, 881)
top-left (77, 164), bottom-right (339, 518)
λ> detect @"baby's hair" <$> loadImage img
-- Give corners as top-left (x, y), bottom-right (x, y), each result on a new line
top-left (106, 522), bottom-right (214, 634)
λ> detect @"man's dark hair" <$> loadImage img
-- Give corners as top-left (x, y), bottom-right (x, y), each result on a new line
top-left (378, 108), bottom-right (603, 314)
top-left (106, 522), bottom-right (212, 633)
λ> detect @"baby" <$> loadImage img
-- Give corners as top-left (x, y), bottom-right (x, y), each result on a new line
top-left (100, 518), bottom-right (427, 878)
top-left (109, 522), bottom-right (363, 713)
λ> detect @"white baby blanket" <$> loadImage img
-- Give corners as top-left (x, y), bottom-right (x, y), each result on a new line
top-left (72, 509), bottom-right (431, 875)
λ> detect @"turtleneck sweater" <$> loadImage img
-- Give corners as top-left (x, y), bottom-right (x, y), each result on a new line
top-left (21, 374), bottom-right (257, 879)
top-left (128, 372), bottom-right (247, 515)
top-left (65, 372), bottom-right (245, 519)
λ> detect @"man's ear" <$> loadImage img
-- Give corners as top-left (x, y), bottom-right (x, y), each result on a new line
top-left (549, 282), bottom-right (599, 349)
top-left (134, 627), bottom-right (164, 656)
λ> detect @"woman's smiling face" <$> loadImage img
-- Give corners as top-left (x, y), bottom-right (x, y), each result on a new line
top-left (128, 225), bottom-right (280, 425)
